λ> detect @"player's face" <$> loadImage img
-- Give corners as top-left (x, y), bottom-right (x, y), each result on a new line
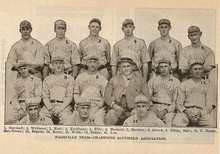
top-left (78, 105), bottom-right (91, 119)
top-left (122, 24), bottom-right (135, 36)
top-left (136, 103), bottom-right (148, 118)
top-left (54, 26), bottom-right (66, 39)
top-left (87, 59), bottom-right (99, 72)
top-left (191, 64), bottom-right (203, 79)
top-left (20, 27), bottom-right (32, 40)
top-left (18, 66), bottom-right (30, 78)
top-left (120, 62), bottom-right (134, 76)
top-left (52, 60), bottom-right (64, 72)
top-left (26, 106), bottom-right (40, 120)
top-left (158, 24), bottom-right (171, 37)
top-left (188, 32), bottom-right (202, 44)
top-left (158, 63), bottom-right (171, 76)
top-left (89, 22), bottom-right (101, 36)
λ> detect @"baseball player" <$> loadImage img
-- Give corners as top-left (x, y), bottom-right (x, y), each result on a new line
top-left (43, 20), bottom-right (80, 79)
top-left (105, 57), bottom-right (151, 125)
top-left (7, 20), bottom-right (44, 79)
top-left (74, 55), bottom-right (108, 125)
top-left (148, 19), bottom-right (182, 79)
top-left (111, 19), bottom-right (150, 81)
top-left (179, 26), bottom-right (215, 81)
top-left (173, 59), bottom-right (216, 127)
top-left (123, 95), bottom-right (165, 127)
top-left (7, 61), bottom-right (42, 124)
top-left (78, 18), bottom-right (111, 79)
top-left (17, 101), bottom-right (53, 125)
top-left (148, 57), bottom-right (180, 126)
top-left (63, 98), bottom-right (97, 126)
top-left (42, 55), bottom-right (74, 124)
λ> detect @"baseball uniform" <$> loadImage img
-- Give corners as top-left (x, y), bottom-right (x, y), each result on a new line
top-left (8, 75), bottom-right (42, 123)
top-left (148, 37), bottom-right (182, 71)
top-left (17, 115), bottom-right (53, 125)
top-left (148, 75), bottom-right (180, 126)
top-left (173, 78), bottom-right (215, 127)
top-left (111, 37), bottom-right (150, 72)
top-left (79, 36), bottom-right (111, 79)
top-left (42, 73), bottom-right (74, 124)
top-left (7, 37), bottom-right (44, 78)
top-left (123, 111), bottom-right (165, 127)
top-left (43, 37), bottom-right (80, 73)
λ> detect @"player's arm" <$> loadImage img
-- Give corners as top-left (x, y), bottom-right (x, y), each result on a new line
top-left (42, 79), bottom-right (54, 110)
top-left (42, 44), bottom-right (50, 79)
top-left (141, 41), bottom-right (150, 81)
top-left (142, 63), bottom-right (148, 81)
top-left (73, 77), bottom-right (81, 104)
top-left (71, 44), bottom-right (80, 78)
top-left (175, 42), bottom-right (182, 70)
top-left (7, 45), bottom-right (17, 69)
top-left (176, 84), bottom-right (187, 113)
top-left (104, 78), bottom-right (115, 107)
top-left (106, 41), bottom-right (111, 64)
top-left (111, 45), bottom-right (118, 77)
top-left (179, 49), bottom-right (189, 78)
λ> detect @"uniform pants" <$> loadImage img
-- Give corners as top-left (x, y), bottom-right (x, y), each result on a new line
top-left (41, 103), bottom-right (72, 125)
top-left (152, 103), bottom-right (175, 127)
top-left (172, 107), bottom-right (213, 127)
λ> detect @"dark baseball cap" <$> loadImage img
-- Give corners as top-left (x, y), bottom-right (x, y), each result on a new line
top-left (89, 18), bottom-right (101, 26)
top-left (122, 19), bottom-right (134, 26)
top-left (158, 19), bottom-right (171, 26)
top-left (188, 26), bottom-right (201, 34)
top-left (20, 20), bottom-right (32, 28)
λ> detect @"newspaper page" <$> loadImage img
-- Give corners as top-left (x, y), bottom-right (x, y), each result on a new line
top-left (0, 0), bottom-right (219, 154)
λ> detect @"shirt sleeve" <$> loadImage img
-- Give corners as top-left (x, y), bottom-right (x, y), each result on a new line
top-left (176, 83), bottom-right (186, 112)
top-left (34, 43), bottom-right (44, 67)
top-left (66, 76), bottom-right (75, 98)
top-left (147, 41), bottom-right (155, 60)
top-left (7, 45), bottom-right (17, 68)
top-left (179, 48), bottom-right (188, 71)
top-left (110, 44), bottom-right (118, 66)
top-left (43, 43), bottom-right (51, 66)
top-left (70, 43), bottom-right (81, 65)
top-left (42, 79), bottom-right (50, 98)
top-left (141, 40), bottom-right (150, 63)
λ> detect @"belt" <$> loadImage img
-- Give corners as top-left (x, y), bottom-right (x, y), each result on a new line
top-left (152, 101), bottom-right (170, 106)
top-left (50, 100), bottom-right (63, 103)
top-left (19, 100), bottom-right (25, 103)
top-left (185, 106), bottom-right (203, 110)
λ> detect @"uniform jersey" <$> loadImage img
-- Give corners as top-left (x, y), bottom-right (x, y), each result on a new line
top-left (179, 44), bottom-right (215, 71)
top-left (63, 111), bottom-right (96, 126)
top-left (74, 72), bottom-right (108, 107)
top-left (148, 75), bottom-right (180, 110)
top-left (43, 37), bottom-right (80, 70)
top-left (123, 112), bottom-right (165, 127)
top-left (79, 36), bottom-right (111, 65)
top-left (13, 75), bottom-right (42, 102)
top-left (148, 37), bottom-right (182, 70)
top-left (17, 115), bottom-right (53, 125)
top-left (7, 37), bottom-right (44, 68)
top-left (176, 78), bottom-right (214, 112)
top-left (43, 73), bottom-right (74, 101)
top-left (111, 37), bottom-right (150, 69)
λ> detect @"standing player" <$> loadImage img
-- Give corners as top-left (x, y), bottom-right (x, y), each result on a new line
top-left (7, 61), bottom-right (42, 124)
top-left (148, 19), bottom-right (182, 79)
top-left (43, 20), bottom-right (80, 79)
top-left (105, 57), bottom-right (150, 125)
top-left (123, 95), bottom-right (165, 127)
top-left (173, 59), bottom-right (216, 127)
top-left (42, 55), bottom-right (74, 124)
top-left (17, 101), bottom-right (53, 125)
top-left (74, 55), bottom-right (108, 125)
top-left (78, 18), bottom-right (111, 79)
top-left (179, 26), bottom-right (215, 81)
top-left (111, 19), bottom-right (150, 81)
top-left (148, 58), bottom-right (180, 126)
top-left (7, 20), bottom-right (44, 79)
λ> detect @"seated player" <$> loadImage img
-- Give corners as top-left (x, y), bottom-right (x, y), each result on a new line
top-left (42, 55), bottom-right (74, 124)
top-left (148, 57), bottom-right (180, 126)
top-left (63, 98), bottom-right (96, 126)
top-left (123, 95), bottom-right (165, 127)
top-left (17, 100), bottom-right (53, 125)
top-left (104, 57), bottom-right (150, 125)
top-left (173, 59), bottom-right (216, 127)
top-left (74, 55), bottom-right (108, 125)
top-left (7, 61), bottom-right (42, 124)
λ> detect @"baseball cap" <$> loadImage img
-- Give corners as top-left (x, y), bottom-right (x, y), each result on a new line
top-left (11, 61), bottom-right (29, 71)
top-left (89, 18), bottom-right (101, 26)
top-left (20, 20), bottom-right (32, 28)
top-left (158, 19), bottom-right (171, 26)
top-left (134, 95), bottom-right (150, 104)
top-left (54, 20), bottom-right (66, 28)
top-left (188, 26), bottom-right (201, 34)
top-left (25, 98), bottom-right (41, 108)
top-left (158, 57), bottom-right (171, 65)
top-left (87, 55), bottom-right (99, 61)
top-left (189, 58), bottom-right (204, 67)
top-left (76, 98), bottom-right (91, 107)
top-left (122, 19), bottom-right (134, 26)
top-left (52, 56), bottom-right (64, 62)
top-left (118, 57), bottom-right (136, 66)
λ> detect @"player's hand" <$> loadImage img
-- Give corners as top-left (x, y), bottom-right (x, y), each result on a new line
top-left (193, 111), bottom-right (201, 123)
top-left (49, 108), bottom-right (56, 115)
top-left (184, 109), bottom-right (196, 123)
top-left (53, 108), bottom-right (61, 117)
top-left (157, 109), bottom-right (168, 119)
top-left (113, 104), bottom-right (125, 119)
top-left (17, 108), bottom-right (26, 120)
top-left (149, 105), bottom-right (159, 113)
